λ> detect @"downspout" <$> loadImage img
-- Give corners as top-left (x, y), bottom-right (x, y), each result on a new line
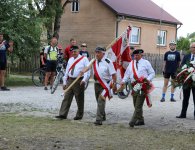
top-left (116, 15), bottom-right (124, 38)
top-left (176, 23), bottom-right (182, 39)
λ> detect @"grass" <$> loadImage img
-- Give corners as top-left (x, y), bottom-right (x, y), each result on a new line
top-left (0, 114), bottom-right (195, 150)
top-left (5, 75), bottom-right (33, 86)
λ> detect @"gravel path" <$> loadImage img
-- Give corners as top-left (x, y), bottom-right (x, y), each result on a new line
top-left (0, 77), bottom-right (194, 131)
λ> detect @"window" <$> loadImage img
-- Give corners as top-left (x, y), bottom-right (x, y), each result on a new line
top-left (71, 1), bottom-right (79, 12)
top-left (130, 27), bottom-right (140, 44)
top-left (157, 30), bottom-right (166, 46)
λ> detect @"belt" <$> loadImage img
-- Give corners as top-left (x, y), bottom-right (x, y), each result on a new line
top-left (69, 77), bottom-right (83, 80)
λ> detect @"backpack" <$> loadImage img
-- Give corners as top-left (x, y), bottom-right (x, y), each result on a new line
top-left (47, 46), bottom-right (59, 60)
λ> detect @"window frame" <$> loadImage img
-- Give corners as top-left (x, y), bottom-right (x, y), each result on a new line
top-left (157, 30), bottom-right (167, 46)
top-left (71, 1), bottom-right (79, 12)
top-left (130, 26), bottom-right (141, 45)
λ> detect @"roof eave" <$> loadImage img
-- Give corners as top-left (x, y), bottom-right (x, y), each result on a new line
top-left (117, 13), bottom-right (183, 25)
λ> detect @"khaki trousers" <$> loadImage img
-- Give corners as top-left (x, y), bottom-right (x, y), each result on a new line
top-left (94, 83), bottom-right (106, 121)
top-left (59, 78), bottom-right (84, 118)
top-left (130, 94), bottom-right (145, 123)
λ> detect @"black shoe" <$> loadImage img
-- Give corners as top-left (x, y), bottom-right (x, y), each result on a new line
top-left (94, 120), bottom-right (102, 126)
top-left (170, 98), bottom-right (176, 102)
top-left (176, 115), bottom-right (186, 119)
top-left (73, 116), bottom-right (82, 120)
top-left (1, 86), bottom-right (10, 91)
top-left (44, 87), bottom-right (48, 90)
top-left (134, 120), bottom-right (145, 126)
top-left (129, 122), bottom-right (135, 128)
top-left (160, 98), bottom-right (165, 102)
top-left (55, 115), bottom-right (67, 120)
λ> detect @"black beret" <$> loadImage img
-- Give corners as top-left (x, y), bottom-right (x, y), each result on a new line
top-left (133, 49), bottom-right (144, 54)
top-left (70, 45), bottom-right (79, 51)
top-left (95, 46), bottom-right (106, 52)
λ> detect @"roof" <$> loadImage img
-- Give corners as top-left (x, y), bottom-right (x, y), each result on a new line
top-left (101, 0), bottom-right (182, 25)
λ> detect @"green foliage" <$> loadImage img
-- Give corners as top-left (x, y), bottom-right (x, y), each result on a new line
top-left (0, 0), bottom-right (42, 60)
top-left (177, 37), bottom-right (190, 52)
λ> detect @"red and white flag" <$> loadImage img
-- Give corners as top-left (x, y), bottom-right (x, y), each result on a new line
top-left (106, 26), bottom-right (132, 80)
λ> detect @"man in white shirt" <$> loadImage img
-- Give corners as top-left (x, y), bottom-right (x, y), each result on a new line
top-left (121, 49), bottom-right (155, 127)
top-left (55, 45), bottom-right (90, 120)
top-left (93, 47), bottom-right (117, 125)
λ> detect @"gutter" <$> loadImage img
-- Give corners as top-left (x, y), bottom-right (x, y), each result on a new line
top-left (176, 24), bottom-right (182, 39)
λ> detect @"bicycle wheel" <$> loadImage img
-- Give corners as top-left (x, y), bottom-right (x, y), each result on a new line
top-left (117, 82), bottom-right (131, 99)
top-left (32, 68), bottom-right (45, 87)
top-left (84, 80), bottom-right (89, 90)
top-left (51, 72), bottom-right (63, 94)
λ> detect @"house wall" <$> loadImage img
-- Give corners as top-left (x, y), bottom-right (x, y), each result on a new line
top-left (59, 0), bottom-right (116, 53)
top-left (118, 19), bottom-right (177, 54)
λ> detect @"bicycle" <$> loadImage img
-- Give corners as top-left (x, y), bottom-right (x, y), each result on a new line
top-left (51, 54), bottom-right (66, 94)
top-left (32, 66), bottom-right (46, 87)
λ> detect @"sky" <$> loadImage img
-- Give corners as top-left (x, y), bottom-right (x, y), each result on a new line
top-left (151, 0), bottom-right (195, 38)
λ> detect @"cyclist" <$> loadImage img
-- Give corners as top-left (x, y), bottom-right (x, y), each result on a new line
top-left (44, 37), bottom-right (59, 90)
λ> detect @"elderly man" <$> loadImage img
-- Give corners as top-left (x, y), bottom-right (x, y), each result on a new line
top-left (56, 45), bottom-right (90, 120)
top-left (0, 33), bottom-right (13, 91)
top-left (176, 42), bottom-right (195, 120)
top-left (160, 40), bottom-right (181, 102)
top-left (80, 46), bottom-right (117, 125)
top-left (121, 49), bottom-right (155, 127)
top-left (93, 47), bottom-right (117, 125)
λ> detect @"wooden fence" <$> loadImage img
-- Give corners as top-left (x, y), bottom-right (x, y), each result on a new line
top-left (7, 53), bottom-right (164, 75)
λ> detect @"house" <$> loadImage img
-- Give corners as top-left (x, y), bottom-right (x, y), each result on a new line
top-left (59, 0), bottom-right (182, 54)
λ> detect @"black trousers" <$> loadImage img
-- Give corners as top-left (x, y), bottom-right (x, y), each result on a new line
top-left (181, 87), bottom-right (195, 117)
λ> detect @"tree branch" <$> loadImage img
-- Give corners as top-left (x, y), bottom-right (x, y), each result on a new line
top-left (62, 0), bottom-right (78, 10)
top-left (35, 1), bottom-right (42, 13)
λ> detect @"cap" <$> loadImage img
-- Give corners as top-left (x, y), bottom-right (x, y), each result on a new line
top-left (95, 46), bottom-right (106, 52)
top-left (70, 45), bottom-right (79, 51)
top-left (169, 40), bottom-right (176, 45)
top-left (81, 43), bottom-right (87, 47)
top-left (133, 49), bottom-right (144, 54)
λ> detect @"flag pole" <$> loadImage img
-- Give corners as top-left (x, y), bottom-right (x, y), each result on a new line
top-left (63, 25), bottom-right (131, 95)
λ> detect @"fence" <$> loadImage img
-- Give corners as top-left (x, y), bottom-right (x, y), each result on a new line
top-left (7, 53), bottom-right (164, 75)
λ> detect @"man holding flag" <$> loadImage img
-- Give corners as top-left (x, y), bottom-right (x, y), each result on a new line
top-left (106, 26), bottom-right (132, 96)
top-left (120, 49), bottom-right (155, 127)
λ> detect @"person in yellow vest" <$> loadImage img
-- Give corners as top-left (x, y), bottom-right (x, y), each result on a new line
top-left (44, 37), bottom-right (59, 90)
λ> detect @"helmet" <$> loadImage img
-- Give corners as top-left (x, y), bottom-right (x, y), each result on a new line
top-left (169, 40), bottom-right (176, 45)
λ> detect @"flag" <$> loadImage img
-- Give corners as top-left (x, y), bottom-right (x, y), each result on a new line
top-left (106, 26), bottom-right (132, 81)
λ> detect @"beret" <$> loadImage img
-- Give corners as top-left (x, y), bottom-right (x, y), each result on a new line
top-left (133, 49), bottom-right (144, 54)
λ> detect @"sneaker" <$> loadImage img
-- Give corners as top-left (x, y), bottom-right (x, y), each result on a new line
top-left (44, 87), bottom-right (48, 90)
top-left (170, 98), bottom-right (176, 102)
top-left (160, 98), bottom-right (165, 102)
top-left (1, 86), bottom-right (10, 91)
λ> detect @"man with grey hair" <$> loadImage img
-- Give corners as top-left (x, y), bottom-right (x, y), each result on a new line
top-left (176, 42), bottom-right (195, 120)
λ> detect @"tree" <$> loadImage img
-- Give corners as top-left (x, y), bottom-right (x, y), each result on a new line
top-left (177, 32), bottom-right (195, 53)
top-left (0, 0), bottom-right (42, 60)
top-left (31, 0), bottom-right (78, 39)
